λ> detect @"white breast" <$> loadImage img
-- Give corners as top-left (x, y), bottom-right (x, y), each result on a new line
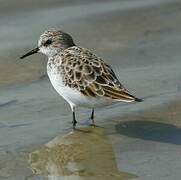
top-left (47, 59), bottom-right (92, 108)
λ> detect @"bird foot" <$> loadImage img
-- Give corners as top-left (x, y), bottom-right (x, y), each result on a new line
top-left (90, 123), bottom-right (96, 128)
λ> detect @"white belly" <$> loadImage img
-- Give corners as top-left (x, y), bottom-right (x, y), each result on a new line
top-left (47, 67), bottom-right (92, 108)
top-left (47, 66), bottom-right (114, 109)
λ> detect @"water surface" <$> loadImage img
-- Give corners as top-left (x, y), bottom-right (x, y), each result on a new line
top-left (0, 0), bottom-right (181, 179)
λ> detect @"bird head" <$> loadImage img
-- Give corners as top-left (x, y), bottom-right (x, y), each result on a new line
top-left (20, 30), bottom-right (75, 59)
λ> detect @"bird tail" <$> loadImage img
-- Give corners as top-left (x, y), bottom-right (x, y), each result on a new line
top-left (103, 86), bottom-right (142, 102)
top-left (134, 97), bottom-right (143, 102)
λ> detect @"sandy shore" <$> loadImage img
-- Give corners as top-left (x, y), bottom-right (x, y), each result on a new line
top-left (0, 0), bottom-right (181, 179)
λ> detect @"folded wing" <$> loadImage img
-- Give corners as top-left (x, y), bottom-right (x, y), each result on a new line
top-left (61, 47), bottom-right (142, 102)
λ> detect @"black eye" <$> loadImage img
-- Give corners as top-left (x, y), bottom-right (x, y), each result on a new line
top-left (44, 39), bottom-right (52, 46)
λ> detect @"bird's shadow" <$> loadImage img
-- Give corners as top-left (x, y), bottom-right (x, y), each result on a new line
top-left (115, 120), bottom-right (181, 145)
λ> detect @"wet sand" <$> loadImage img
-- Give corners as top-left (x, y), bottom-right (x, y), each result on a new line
top-left (29, 127), bottom-right (136, 180)
top-left (0, 0), bottom-right (181, 179)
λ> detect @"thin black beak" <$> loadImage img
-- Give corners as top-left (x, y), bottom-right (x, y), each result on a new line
top-left (20, 47), bottom-right (39, 59)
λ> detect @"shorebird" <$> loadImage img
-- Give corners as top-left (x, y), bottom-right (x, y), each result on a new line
top-left (20, 30), bottom-right (142, 129)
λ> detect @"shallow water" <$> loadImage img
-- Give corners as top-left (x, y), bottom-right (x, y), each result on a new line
top-left (0, 0), bottom-right (181, 179)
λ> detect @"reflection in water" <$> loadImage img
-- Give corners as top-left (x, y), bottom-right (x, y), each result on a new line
top-left (29, 127), bottom-right (136, 180)
top-left (116, 121), bottom-right (181, 145)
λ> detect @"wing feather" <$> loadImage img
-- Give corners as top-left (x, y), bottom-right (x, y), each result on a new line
top-left (61, 47), bottom-right (140, 102)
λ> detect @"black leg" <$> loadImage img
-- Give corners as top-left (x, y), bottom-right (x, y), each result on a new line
top-left (90, 108), bottom-right (95, 126)
top-left (72, 111), bottom-right (77, 129)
